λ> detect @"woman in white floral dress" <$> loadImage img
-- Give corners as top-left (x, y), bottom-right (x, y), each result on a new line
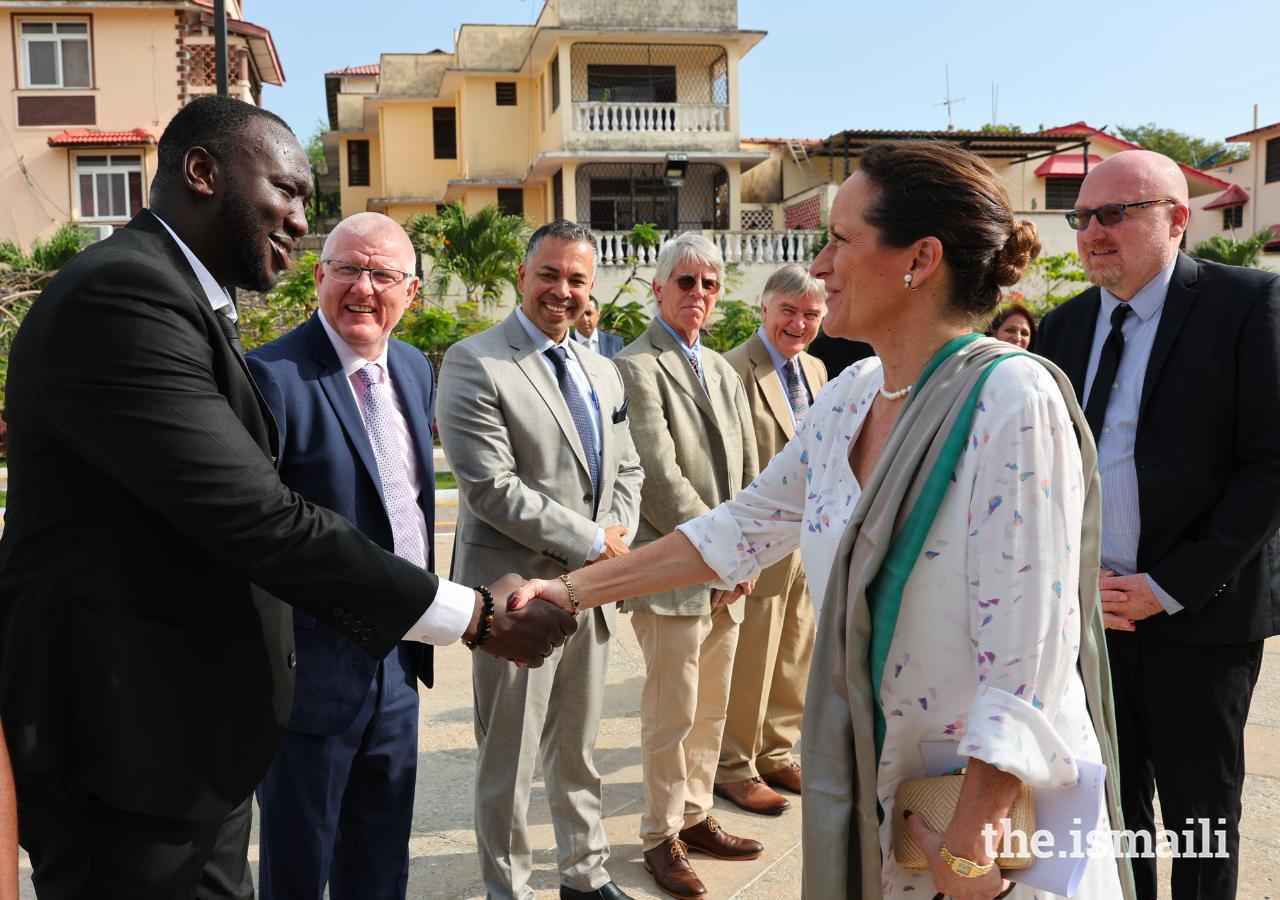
top-left (514, 141), bottom-right (1131, 900)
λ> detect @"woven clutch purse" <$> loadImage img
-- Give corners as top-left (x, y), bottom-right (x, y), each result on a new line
top-left (892, 768), bottom-right (1035, 871)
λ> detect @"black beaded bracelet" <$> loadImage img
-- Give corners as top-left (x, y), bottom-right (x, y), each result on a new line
top-left (465, 585), bottom-right (495, 651)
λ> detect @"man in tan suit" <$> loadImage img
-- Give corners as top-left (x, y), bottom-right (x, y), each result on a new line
top-left (613, 233), bottom-right (761, 900)
top-left (715, 266), bottom-right (828, 816)
top-left (437, 220), bottom-right (644, 900)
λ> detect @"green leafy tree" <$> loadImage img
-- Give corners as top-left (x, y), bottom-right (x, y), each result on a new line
top-left (980, 124), bottom-right (1023, 135)
top-left (1114, 124), bottom-right (1248, 168)
top-left (238, 252), bottom-right (320, 351)
top-left (396, 300), bottom-right (497, 372)
top-left (598, 222), bottom-right (662, 342)
top-left (700, 265), bottom-right (756, 352)
top-left (1017, 252), bottom-right (1090, 318)
top-left (1188, 231), bottom-right (1275, 269)
top-left (404, 201), bottom-right (530, 309)
top-left (304, 120), bottom-right (340, 233)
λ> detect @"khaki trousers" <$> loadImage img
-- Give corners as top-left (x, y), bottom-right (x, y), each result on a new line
top-left (717, 552), bottom-right (816, 783)
top-left (631, 606), bottom-right (739, 852)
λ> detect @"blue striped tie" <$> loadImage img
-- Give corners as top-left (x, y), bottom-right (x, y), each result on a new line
top-left (546, 347), bottom-right (599, 507)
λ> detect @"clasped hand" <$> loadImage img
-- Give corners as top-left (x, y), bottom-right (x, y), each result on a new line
top-left (1098, 569), bottom-right (1165, 631)
top-left (466, 573), bottom-right (578, 667)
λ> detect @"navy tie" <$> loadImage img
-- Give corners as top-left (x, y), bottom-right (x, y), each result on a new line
top-left (546, 346), bottom-right (600, 508)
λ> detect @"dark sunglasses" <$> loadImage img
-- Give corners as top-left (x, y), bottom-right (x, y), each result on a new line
top-left (1064, 198), bottom-right (1176, 231)
top-left (673, 274), bottom-right (721, 294)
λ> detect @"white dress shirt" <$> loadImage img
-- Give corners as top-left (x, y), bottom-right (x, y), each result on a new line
top-left (1081, 255), bottom-right (1182, 614)
top-left (153, 209), bottom-right (476, 645)
top-left (515, 307), bottom-right (607, 559)
top-left (756, 326), bottom-right (812, 430)
top-left (572, 327), bottom-right (600, 355)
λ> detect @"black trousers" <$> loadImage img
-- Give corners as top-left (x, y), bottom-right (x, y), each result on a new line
top-left (16, 772), bottom-right (253, 900)
top-left (1107, 625), bottom-right (1264, 900)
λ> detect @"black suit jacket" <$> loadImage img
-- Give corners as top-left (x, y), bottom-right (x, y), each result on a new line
top-left (0, 211), bottom-right (438, 822)
top-left (246, 315), bottom-right (435, 736)
top-left (1038, 252), bottom-right (1280, 645)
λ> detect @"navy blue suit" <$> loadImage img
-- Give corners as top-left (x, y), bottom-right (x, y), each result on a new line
top-left (572, 328), bottom-right (624, 359)
top-left (246, 312), bottom-right (436, 900)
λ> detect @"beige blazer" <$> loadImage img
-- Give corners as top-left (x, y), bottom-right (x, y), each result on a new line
top-left (614, 318), bottom-right (759, 620)
top-left (723, 331), bottom-right (828, 597)
top-left (437, 312), bottom-right (645, 635)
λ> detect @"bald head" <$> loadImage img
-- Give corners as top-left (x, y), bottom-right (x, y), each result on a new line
top-left (322, 212), bottom-right (417, 273)
top-left (1074, 149), bottom-right (1189, 301)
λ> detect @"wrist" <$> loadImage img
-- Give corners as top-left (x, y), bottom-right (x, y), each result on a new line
top-left (462, 591), bottom-right (484, 644)
top-left (943, 828), bottom-right (997, 866)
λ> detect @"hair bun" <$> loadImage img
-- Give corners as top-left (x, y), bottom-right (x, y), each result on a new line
top-left (993, 220), bottom-right (1041, 288)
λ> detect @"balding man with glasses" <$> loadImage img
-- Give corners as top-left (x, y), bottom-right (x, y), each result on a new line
top-left (247, 213), bottom-right (466, 900)
top-left (1039, 151), bottom-right (1280, 900)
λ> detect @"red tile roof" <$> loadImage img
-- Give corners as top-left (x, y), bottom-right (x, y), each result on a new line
top-left (1226, 122), bottom-right (1280, 142)
top-left (1041, 122), bottom-right (1230, 190)
top-left (48, 128), bottom-right (155, 147)
top-left (327, 63), bottom-right (379, 76)
top-left (1202, 184), bottom-right (1250, 210)
top-left (1034, 153), bottom-right (1104, 177)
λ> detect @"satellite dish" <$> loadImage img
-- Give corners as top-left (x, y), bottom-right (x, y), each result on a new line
top-left (1196, 149), bottom-right (1228, 170)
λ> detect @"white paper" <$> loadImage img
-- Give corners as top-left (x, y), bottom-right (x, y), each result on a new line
top-left (918, 742), bottom-right (1107, 898)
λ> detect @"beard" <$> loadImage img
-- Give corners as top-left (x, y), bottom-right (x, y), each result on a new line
top-left (218, 174), bottom-right (276, 293)
top-left (1081, 251), bottom-right (1123, 289)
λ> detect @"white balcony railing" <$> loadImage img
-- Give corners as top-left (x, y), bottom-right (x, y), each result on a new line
top-left (593, 231), bottom-right (822, 266)
top-left (574, 101), bottom-right (729, 133)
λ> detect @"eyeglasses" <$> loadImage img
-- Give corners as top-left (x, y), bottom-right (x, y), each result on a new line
top-left (1064, 199), bottom-right (1176, 231)
top-left (321, 259), bottom-right (413, 289)
top-left (673, 274), bottom-right (721, 294)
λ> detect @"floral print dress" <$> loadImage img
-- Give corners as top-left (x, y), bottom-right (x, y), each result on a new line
top-left (677, 354), bottom-right (1123, 899)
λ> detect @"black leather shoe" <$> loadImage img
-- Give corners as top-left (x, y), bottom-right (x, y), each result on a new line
top-left (561, 882), bottom-right (636, 900)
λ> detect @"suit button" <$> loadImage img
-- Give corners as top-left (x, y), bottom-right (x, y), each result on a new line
top-left (584, 494), bottom-right (592, 503)
top-left (342, 613), bottom-right (354, 625)
top-left (351, 620), bottom-right (362, 632)
top-left (361, 629), bottom-right (372, 641)
top-left (332, 607), bottom-right (344, 618)
top-left (288, 652), bottom-right (296, 668)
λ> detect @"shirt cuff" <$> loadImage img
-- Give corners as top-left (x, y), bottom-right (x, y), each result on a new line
top-left (402, 579), bottom-right (475, 645)
top-left (590, 527), bottom-right (606, 561)
top-left (962, 684), bottom-right (1080, 789)
top-left (675, 508), bottom-right (762, 591)
top-left (1146, 574), bottom-right (1184, 615)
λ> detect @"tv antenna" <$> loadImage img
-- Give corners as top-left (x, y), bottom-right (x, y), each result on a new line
top-left (991, 82), bottom-right (999, 130)
top-left (934, 65), bottom-right (964, 130)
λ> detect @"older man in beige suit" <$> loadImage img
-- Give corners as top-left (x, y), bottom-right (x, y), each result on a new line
top-left (437, 220), bottom-right (644, 900)
top-left (613, 233), bottom-right (760, 900)
top-left (715, 266), bottom-right (828, 818)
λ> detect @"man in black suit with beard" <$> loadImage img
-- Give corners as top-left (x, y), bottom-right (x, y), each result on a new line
top-left (1037, 150), bottom-right (1280, 900)
top-left (0, 95), bottom-right (575, 899)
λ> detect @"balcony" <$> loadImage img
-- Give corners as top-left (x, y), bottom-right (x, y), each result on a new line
top-left (573, 101), bottom-right (729, 134)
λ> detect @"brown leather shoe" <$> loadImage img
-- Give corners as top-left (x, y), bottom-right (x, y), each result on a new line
top-left (643, 838), bottom-right (707, 900)
top-left (761, 761), bottom-right (802, 795)
top-left (679, 814), bottom-right (764, 860)
top-left (713, 776), bottom-right (790, 815)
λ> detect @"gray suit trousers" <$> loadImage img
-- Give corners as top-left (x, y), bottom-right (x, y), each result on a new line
top-left (472, 607), bottom-right (612, 900)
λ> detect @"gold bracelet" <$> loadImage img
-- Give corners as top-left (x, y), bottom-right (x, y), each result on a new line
top-left (559, 573), bottom-right (580, 613)
top-left (939, 841), bottom-right (994, 878)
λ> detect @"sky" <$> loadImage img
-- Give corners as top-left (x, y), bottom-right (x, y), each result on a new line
top-left (247, 0), bottom-right (1280, 148)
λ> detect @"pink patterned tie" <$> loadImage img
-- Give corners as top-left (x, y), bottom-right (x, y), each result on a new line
top-left (358, 363), bottom-right (425, 568)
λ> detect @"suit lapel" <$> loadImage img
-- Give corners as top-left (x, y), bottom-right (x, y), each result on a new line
top-left (386, 342), bottom-right (436, 496)
top-left (1060, 288), bottom-right (1102, 403)
top-left (650, 321), bottom-right (721, 433)
top-left (1139, 254), bottom-right (1199, 424)
top-left (799, 349), bottom-right (827, 391)
top-left (505, 314), bottom-right (592, 478)
top-left (305, 315), bottom-right (384, 498)
top-left (751, 334), bottom-right (795, 440)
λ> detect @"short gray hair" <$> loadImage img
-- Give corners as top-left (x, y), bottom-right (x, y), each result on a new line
top-left (761, 264), bottom-right (826, 307)
top-left (524, 219), bottom-right (597, 270)
top-left (654, 231), bottom-right (725, 287)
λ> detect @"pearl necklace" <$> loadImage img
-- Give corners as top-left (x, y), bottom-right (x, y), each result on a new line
top-left (879, 383), bottom-right (913, 401)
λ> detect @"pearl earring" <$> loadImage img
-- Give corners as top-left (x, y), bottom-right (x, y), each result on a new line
top-left (904, 273), bottom-right (918, 291)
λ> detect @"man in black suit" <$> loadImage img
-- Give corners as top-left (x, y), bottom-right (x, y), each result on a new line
top-left (0, 95), bottom-right (575, 899)
top-left (1038, 150), bottom-right (1280, 900)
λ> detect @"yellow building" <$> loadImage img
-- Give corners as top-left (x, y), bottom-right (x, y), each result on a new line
top-left (323, 0), bottom-right (781, 258)
top-left (0, 0), bottom-right (283, 248)
top-left (1186, 119), bottom-right (1280, 258)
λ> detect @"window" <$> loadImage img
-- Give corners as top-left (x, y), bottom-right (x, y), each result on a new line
top-left (497, 188), bottom-right (524, 218)
top-left (1223, 206), bottom-right (1244, 230)
top-left (550, 53), bottom-right (560, 112)
top-left (1267, 137), bottom-right (1280, 185)
top-left (1045, 176), bottom-right (1084, 210)
top-left (76, 154), bottom-right (142, 221)
top-left (20, 20), bottom-right (91, 89)
top-left (552, 169), bottom-right (564, 220)
top-left (495, 82), bottom-right (517, 106)
top-left (347, 140), bottom-right (370, 187)
top-left (433, 107), bottom-right (456, 160)
top-left (586, 65), bottom-right (676, 103)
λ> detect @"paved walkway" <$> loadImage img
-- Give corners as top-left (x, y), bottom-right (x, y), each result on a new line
top-left (12, 500), bottom-right (1280, 898)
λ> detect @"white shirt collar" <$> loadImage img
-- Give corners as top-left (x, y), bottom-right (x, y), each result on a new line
top-left (574, 328), bottom-right (599, 347)
top-left (515, 306), bottom-right (572, 355)
top-left (1100, 254), bottom-right (1179, 322)
top-left (152, 211), bottom-right (237, 322)
top-left (317, 308), bottom-right (389, 379)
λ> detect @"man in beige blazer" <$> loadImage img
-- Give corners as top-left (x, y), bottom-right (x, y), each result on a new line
top-left (437, 221), bottom-right (644, 900)
top-left (613, 233), bottom-right (761, 900)
top-left (716, 266), bottom-right (828, 817)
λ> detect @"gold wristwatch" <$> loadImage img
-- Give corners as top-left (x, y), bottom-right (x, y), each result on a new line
top-left (939, 841), bottom-right (994, 878)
